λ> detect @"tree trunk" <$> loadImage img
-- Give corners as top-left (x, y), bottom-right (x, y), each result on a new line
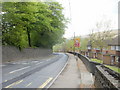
top-left (27, 28), bottom-right (31, 47)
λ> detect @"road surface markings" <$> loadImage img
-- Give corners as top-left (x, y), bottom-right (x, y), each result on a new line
top-left (0, 64), bottom-right (6, 67)
top-left (36, 62), bottom-right (43, 65)
top-left (26, 82), bottom-right (32, 87)
top-left (4, 80), bottom-right (8, 82)
top-left (46, 59), bottom-right (50, 61)
top-left (9, 66), bottom-right (30, 74)
top-left (5, 80), bottom-right (23, 88)
top-left (38, 77), bottom-right (53, 88)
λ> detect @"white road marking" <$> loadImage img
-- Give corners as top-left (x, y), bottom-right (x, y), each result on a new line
top-left (9, 66), bottom-right (30, 74)
top-left (46, 60), bottom-right (50, 61)
top-left (0, 64), bottom-right (6, 67)
top-left (36, 62), bottom-right (43, 65)
top-left (3, 80), bottom-right (8, 82)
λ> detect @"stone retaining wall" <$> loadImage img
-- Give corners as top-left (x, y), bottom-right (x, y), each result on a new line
top-left (95, 65), bottom-right (119, 89)
top-left (2, 46), bottom-right (52, 62)
top-left (68, 52), bottom-right (120, 89)
top-left (69, 52), bottom-right (101, 75)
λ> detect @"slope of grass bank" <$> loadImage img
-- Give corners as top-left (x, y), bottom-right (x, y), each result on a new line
top-left (105, 65), bottom-right (120, 73)
top-left (91, 58), bottom-right (120, 73)
top-left (91, 58), bottom-right (103, 64)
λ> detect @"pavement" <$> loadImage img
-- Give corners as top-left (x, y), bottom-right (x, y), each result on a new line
top-left (76, 55), bottom-right (95, 88)
top-left (51, 53), bottom-right (94, 88)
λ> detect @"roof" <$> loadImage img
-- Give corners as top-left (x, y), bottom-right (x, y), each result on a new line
top-left (108, 35), bottom-right (120, 46)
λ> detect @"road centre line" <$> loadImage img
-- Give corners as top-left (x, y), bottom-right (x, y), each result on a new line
top-left (9, 66), bottom-right (31, 74)
top-left (36, 62), bottom-right (43, 65)
top-left (4, 80), bottom-right (8, 82)
top-left (5, 80), bottom-right (23, 88)
top-left (38, 77), bottom-right (53, 88)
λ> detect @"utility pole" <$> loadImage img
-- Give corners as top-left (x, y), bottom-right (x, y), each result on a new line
top-left (73, 32), bottom-right (75, 52)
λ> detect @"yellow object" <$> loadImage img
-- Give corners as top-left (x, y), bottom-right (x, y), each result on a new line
top-left (39, 77), bottom-right (53, 88)
top-left (74, 38), bottom-right (80, 43)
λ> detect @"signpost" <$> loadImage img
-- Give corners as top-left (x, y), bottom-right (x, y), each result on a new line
top-left (74, 37), bottom-right (80, 61)
top-left (74, 38), bottom-right (80, 48)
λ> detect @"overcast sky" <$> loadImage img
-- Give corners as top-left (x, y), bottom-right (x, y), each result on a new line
top-left (57, 0), bottom-right (119, 38)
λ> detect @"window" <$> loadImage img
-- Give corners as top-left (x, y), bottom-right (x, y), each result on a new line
top-left (111, 46), bottom-right (116, 50)
top-left (115, 57), bottom-right (118, 62)
top-left (116, 46), bottom-right (120, 51)
top-left (87, 46), bottom-right (91, 50)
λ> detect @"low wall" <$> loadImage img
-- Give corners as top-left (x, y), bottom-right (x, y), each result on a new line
top-left (2, 46), bottom-right (52, 62)
top-left (69, 52), bottom-right (101, 75)
top-left (69, 52), bottom-right (120, 89)
top-left (95, 65), bottom-right (120, 89)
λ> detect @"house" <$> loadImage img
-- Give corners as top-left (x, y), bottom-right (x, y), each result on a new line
top-left (85, 33), bottom-right (120, 67)
top-left (80, 30), bottom-right (120, 67)
top-left (105, 35), bottom-right (120, 66)
top-left (86, 41), bottom-right (101, 59)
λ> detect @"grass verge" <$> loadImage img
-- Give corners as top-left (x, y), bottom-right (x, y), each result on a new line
top-left (105, 65), bottom-right (120, 73)
top-left (91, 58), bottom-right (120, 73)
top-left (91, 58), bottom-right (103, 64)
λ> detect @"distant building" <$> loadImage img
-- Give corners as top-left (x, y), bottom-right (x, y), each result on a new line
top-left (105, 35), bottom-right (120, 66)
top-left (81, 30), bottom-right (120, 67)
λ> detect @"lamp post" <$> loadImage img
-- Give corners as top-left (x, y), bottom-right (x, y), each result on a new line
top-left (87, 41), bottom-right (92, 57)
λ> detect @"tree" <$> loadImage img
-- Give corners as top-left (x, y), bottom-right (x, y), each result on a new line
top-left (2, 2), bottom-right (28, 49)
top-left (2, 2), bottom-right (67, 49)
top-left (80, 37), bottom-right (89, 50)
top-left (32, 2), bottom-right (67, 48)
top-left (89, 20), bottom-right (115, 52)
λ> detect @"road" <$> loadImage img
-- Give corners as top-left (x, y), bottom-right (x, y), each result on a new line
top-left (1, 53), bottom-right (68, 89)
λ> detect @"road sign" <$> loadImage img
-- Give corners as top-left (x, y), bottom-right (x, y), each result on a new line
top-left (74, 38), bottom-right (80, 47)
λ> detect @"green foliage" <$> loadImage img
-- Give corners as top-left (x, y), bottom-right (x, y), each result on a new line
top-left (80, 37), bottom-right (89, 50)
top-left (2, 2), bottom-right (67, 49)
top-left (53, 36), bottom-right (89, 52)
top-left (105, 65), bottom-right (120, 73)
top-left (91, 58), bottom-right (103, 64)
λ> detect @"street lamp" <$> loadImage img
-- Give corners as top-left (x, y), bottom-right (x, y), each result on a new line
top-left (87, 41), bottom-right (92, 57)
top-left (87, 41), bottom-right (92, 50)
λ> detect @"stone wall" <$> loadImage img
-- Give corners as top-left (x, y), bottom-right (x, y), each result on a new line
top-left (2, 46), bottom-right (52, 62)
top-left (69, 52), bottom-right (120, 89)
top-left (69, 52), bottom-right (101, 75)
top-left (95, 65), bottom-right (119, 89)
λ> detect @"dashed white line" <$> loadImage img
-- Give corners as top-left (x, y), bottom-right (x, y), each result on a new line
top-left (46, 60), bottom-right (50, 61)
top-left (9, 66), bottom-right (30, 74)
top-left (0, 64), bottom-right (6, 67)
top-left (36, 62), bottom-right (43, 65)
